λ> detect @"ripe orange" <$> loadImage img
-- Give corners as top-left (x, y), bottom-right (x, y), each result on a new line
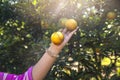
top-left (107, 11), bottom-right (116, 19)
top-left (51, 31), bottom-right (64, 45)
top-left (65, 19), bottom-right (77, 31)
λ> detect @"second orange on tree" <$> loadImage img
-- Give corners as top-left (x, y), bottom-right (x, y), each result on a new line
top-left (65, 19), bottom-right (78, 31)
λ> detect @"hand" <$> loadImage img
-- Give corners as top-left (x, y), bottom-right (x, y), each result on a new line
top-left (50, 27), bottom-right (79, 52)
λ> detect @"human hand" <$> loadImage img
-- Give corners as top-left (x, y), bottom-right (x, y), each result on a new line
top-left (49, 27), bottom-right (79, 53)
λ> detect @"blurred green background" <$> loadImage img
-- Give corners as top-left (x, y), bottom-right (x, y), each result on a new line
top-left (0, 0), bottom-right (120, 80)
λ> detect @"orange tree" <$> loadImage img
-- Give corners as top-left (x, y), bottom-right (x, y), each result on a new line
top-left (32, 0), bottom-right (120, 80)
top-left (0, 0), bottom-right (120, 80)
top-left (0, 0), bottom-right (43, 73)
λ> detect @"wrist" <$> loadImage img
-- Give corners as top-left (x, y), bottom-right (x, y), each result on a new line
top-left (48, 44), bottom-right (62, 55)
top-left (46, 48), bottom-right (60, 58)
top-left (46, 44), bottom-right (62, 58)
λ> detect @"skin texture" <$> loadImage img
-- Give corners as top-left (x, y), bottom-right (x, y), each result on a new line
top-left (32, 27), bottom-right (78, 80)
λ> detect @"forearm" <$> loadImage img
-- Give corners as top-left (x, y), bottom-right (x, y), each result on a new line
top-left (32, 44), bottom-right (62, 80)
top-left (32, 27), bottom-right (78, 80)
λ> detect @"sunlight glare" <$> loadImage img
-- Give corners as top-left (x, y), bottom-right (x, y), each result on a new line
top-left (118, 32), bottom-right (120, 36)
top-left (87, 8), bottom-right (91, 12)
top-left (107, 24), bottom-right (113, 28)
top-left (77, 3), bottom-right (82, 8)
top-left (54, 0), bottom-right (67, 14)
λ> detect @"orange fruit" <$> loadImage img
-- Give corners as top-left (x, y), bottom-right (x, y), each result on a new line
top-left (51, 31), bottom-right (64, 45)
top-left (65, 19), bottom-right (77, 31)
top-left (107, 11), bottom-right (116, 19)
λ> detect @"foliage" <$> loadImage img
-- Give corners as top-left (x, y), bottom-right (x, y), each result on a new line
top-left (0, 0), bottom-right (120, 80)
top-left (0, 0), bottom-right (43, 73)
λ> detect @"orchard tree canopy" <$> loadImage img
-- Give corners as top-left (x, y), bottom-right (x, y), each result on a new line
top-left (0, 0), bottom-right (120, 80)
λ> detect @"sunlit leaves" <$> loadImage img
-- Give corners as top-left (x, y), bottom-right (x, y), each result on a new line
top-left (101, 57), bottom-right (111, 66)
top-left (116, 57), bottom-right (120, 67)
top-left (26, 34), bottom-right (32, 38)
top-left (32, 0), bottom-right (37, 6)
top-left (0, 27), bottom-right (4, 35)
top-left (117, 67), bottom-right (120, 76)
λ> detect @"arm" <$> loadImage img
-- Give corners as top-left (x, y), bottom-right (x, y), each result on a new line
top-left (32, 28), bottom-right (78, 80)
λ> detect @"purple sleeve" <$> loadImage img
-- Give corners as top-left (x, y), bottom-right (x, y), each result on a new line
top-left (0, 66), bottom-right (33, 80)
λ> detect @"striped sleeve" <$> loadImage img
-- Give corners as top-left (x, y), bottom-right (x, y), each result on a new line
top-left (0, 66), bottom-right (33, 80)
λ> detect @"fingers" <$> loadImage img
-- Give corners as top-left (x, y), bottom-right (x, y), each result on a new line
top-left (62, 28), bottom-right (67, 34)
top-left (58, 28), bottom-right (67, 33)
top-left (58, 29), bottom-right (63, 32)
top-left (58, 27), bottom-right (79, 35)
top-left (65, 27), bottom-right (79, 35)
top-left (70, 27), bottom-right (79, 34)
